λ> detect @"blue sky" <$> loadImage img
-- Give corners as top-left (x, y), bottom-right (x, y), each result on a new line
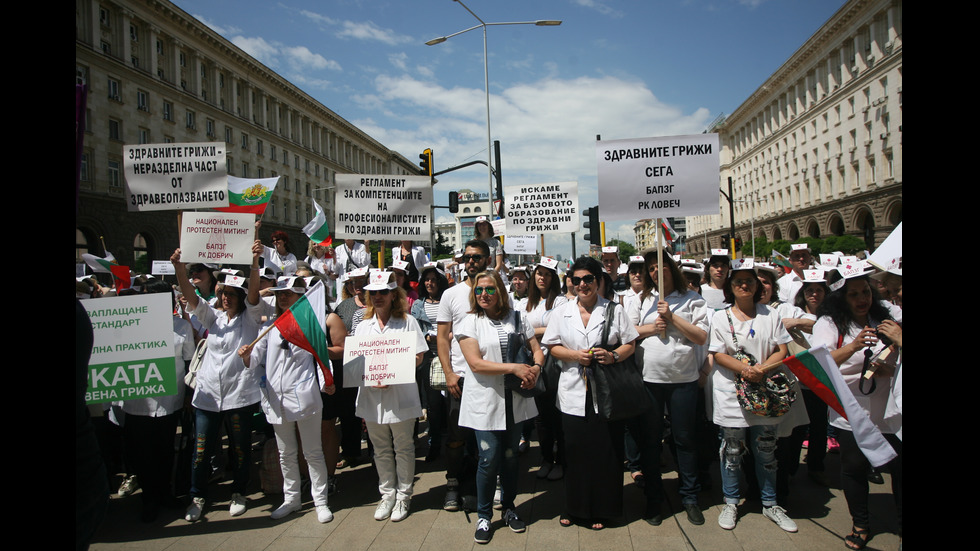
top-left (182, 0), bottom-right (845, 259)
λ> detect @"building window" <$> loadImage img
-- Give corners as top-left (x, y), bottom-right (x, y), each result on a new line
top-left (296, 203), bottom-right (300, 222)
top-left (107, 78), bottom-right (120, 101)
top-left (130, 25), bottom-right (138, 41)
top-left (179, 51), bottom-right (186, 66)
top-left (282, 149), bottom-right (288, 165)
top-left (270, 145), bottom-right (277, 161)
top-left (886, 153), bottom-right (894, 179)
top-left (241, 134), bottom-right (249, 150)
top-left (224, 126), bottom-right (233, 144)
top-left (294, 155), bottom-right (300, 169)
top-left (101, 41), bottom-right (111, 56)
top-left (138, 127), bottom-right (149, 144)
top-left (242, 162), bottom-right (249, 178)
top-left (108, 119), bottom-right (121, 141)
top-left (163, 101), bottom-right (173, 121)
top-left (305, 159), bottom-right (310, 173)
top-left (206, 119), bottom-right (215, 137)
top-left (256, 139), bottom-right (263, 156)
top-left (284, 200), bottom-right (290, 222)
top-left (108, 159), bottom-right (121, 188)
top-left (315, 164), bottom-right (319, 177)
top-left (257, 167), bottom-right (263, 178)
top-left (185, 110), bottom-right (196, 129)
top-left (270, 199), bottom-right (277, 219)
top-left (283, 176), bottom-right (289, 191)
top-left (156, 40), bottom-right (163, 55)
top-left (76, 65), bottom-right (89, 86)
top-left (100, 7), bottom-right (110, 26)
top-left (137, 90), bottom-right (148, 111)
top-left (80, 153), bottom-right (90, 181)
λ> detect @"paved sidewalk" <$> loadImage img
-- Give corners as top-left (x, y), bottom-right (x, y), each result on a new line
top-left (89, 427), bottom-right (900, 551)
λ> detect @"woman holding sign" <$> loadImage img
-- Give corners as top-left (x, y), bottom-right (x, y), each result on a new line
top-left (238, 277), bottom-right (339, 523)
top-left (353, 271), bottom-right (426, 523)
top-left (171, 242), bottom-right (263, 523)
top-left (457, 270), bottom-right (543, 544)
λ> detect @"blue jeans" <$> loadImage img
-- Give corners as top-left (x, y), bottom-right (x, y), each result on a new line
top-left (190, 405), bottom-right (256, 499)
top-left (720, 425), bottom-right (778, 507)
top-left (474, 421), bottom-right (523, 520)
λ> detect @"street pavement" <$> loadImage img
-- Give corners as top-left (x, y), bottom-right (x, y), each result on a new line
top-left (89, 422), bottom-right (901, 551)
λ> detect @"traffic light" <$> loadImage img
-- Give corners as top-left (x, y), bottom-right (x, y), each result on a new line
top-left (735, 236), bottom-right (744, 251)
top-left (583, 206), bottom-right (600, 246)
top-left (449, 191), bottom-right (459, 213)
top-left (419, 148), bottom-right (433, 177)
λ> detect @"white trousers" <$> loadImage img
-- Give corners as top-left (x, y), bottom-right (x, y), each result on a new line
top-left (274, 415), bottom-right (329, 506)
top-left (366, 419), bottom-right (415, 501)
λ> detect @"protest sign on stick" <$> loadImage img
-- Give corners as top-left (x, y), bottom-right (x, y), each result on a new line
top-left (124, 142), bottom-right (228, 212)
top-left (334, 175), bottom-right (432, 240)
top-left (342, 333), bottom-right (417, 388)
top-left (179, 212), bottom-right (255, 265)
top-left (504, 182), bottom-right (579, 235)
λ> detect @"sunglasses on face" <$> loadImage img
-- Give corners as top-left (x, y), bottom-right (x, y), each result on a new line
top-left (372, 289), bottom-right (391, 296)
top-left (461, 254), bottom-right (486, 263)
top-left (474, 286), bottom-right (497, 296)
top-left (570, 275), bottom-right (597, 286)
top-left (732, 278), bottom-right (756, 287)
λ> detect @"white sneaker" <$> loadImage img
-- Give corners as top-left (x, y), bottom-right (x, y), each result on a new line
top-left (270, 501), bottom-right (301, 520)
top-left (229, 493), bottom-right (247, 517)
top-left (374, 498), bottom-right (395, 520)
top-left (316, 504), bottom-right (334, 523)
top-left (718, 503), bottom-right (738, 530)
top-left (391, 499), bottom-right (410, 522)
top-left (185, 497), bottom-right (205, 522)
top-left (118, 474), bottom-right (139, 496)
top-left (763, 505), bottom-right (798, 533)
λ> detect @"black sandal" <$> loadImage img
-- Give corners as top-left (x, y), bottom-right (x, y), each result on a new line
top-left (844, 527), bottom-right (870, 550)
top-left (559, 514), bottom-right (573, 528)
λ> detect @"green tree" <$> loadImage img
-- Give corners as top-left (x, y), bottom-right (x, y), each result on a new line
top-left (605, 239), bottom-right (637, 263)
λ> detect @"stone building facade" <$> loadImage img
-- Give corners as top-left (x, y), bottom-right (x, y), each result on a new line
top-left (686, 0), bottom-right (902, 257)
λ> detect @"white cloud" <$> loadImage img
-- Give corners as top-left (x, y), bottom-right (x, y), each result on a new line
top-left (337, 20), bottom-right (412, 45)
top-left (231, 36), bottom-right (281, 67)
top-left (194, 14), bottom-right (242, 37)
top-left (571, 0), bottom-right (624, 18)
top-left (284, 46), bottom-right (341, 72)
top-left (389, 52), bottom-right (408, 71)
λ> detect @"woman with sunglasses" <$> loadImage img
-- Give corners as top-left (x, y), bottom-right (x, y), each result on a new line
top-left (239, 277), bottom-right (339, 523)
top-left (812, 269), bottom-right (901, 550)
top-left (457, 270), bottom-right (543, 543)
top-left (473, 216), bottom-right (505, 275)
top-left (708, 259), bottom-right (798, 533)
top-left (171, 242), bottom-right (263, 522)
top-left (542, 256), bottom-right (638, 531)
top-left (354, 271), bottom-right (426, 523)
top-left (262, 230), bottom-right (297, 276)
top-left (525, 257), bottom-right (568, 481)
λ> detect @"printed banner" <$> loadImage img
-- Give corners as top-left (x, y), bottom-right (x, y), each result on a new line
top-left (504, 182), bottom-right (579, 234)
top-left (596, 134), bottom-right (719, 220)
top-left (342, 333), bottom-right (417, 387)
top-left (504, 235), bottom-right (538, 255)
top-left (334, 175), bottom-right (432, 239)
top-left (82, 294), bottom-right (177, 404)
top-left (179, 212), bottom-right (255, 265)
top-left (124, 142), bottom-right (228, 212)
top-left (151, 261), bottom-right (175, 276)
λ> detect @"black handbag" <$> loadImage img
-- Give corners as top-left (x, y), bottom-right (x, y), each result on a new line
top-left (503, 311), bottom-right (546, 397)
top-left (588, 301), bottom-right (652, 421)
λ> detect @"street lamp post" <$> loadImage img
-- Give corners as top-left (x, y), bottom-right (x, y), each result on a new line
top-left (426, 1), bottom-right (560, 217)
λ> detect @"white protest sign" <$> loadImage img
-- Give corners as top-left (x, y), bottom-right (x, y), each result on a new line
top-left (596, 134), bottom-right (719, 220)
top-left (152, 261), bottom-right (175, 276)
top-left (342, 333), bottom-right (417, 387)
top-left (82, 293), bottom-right (177, 404)
top-left (504, 182), bottom-right (579, 234)
top-left (179, 212), bottom-right (255, 265)
top-left (334, 175), bottom-right (432, 240)
top-left (490, 218), bottom-right (507, 237)
top-left (124, 142), bottom-right (228, 212)
top-left (504, 235), bottom-right (538, 255)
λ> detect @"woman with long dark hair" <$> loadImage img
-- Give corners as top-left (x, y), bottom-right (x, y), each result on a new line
top-left (526, 257), bottom-right (567, 481)
top-left (812, 269), bottom-right (901, 549)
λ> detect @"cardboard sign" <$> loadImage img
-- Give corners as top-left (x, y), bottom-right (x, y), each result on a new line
top-left (179, 212), bottom-right (255, 265)
top-left (335, 175), bottom-right (433, 239)
top-left (151, 261), bottom-right (175, 276)
top-left (82, 294), bottom-right (177, 404)
top-left (124, 142), bottom-right (228, 212)
top-left (504, 182), bottom-right (579, 234)
top-left (596, 134), bottom-right (719, 220)
top-left (504, 234), bottom-right (538, 255)
top-left (342, 333), bottom-right (417, 387)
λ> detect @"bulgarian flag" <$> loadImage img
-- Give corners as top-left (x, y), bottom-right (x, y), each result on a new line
top-left (783, 345), bottom-right (897, 467)
top-left (660, 219), bottom-right (678, 243)
top-left (274, 280), bottom-right (333, 386)
top-left (771, 250), bottom-right (792, 272)
top-left (303, 201), bottom-right (332, 247)
top-left (215, 176), bottom-right (279, 214)
top-left (82, 252), bottom-right (131, 289)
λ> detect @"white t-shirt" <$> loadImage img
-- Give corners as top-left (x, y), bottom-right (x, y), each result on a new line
top-left (627, 290), bottom-right (708, 384)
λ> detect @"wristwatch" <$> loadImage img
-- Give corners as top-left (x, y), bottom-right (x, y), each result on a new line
top-left (611, 351), bottom-right (620, 362)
